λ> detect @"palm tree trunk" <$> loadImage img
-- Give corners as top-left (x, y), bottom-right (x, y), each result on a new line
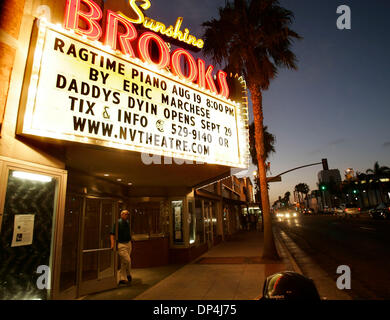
top-left (379, 182), bottom-right (385, 203)
top-left (374, 182), bottom-right (380, 205)
top-left (366, 189), bottom-right (371, 208)
top-left (250, 85), bottom-right (280, 260)
top-left (297, 192), bottom-right (301, 208)
top-left (300, 193), bottom-right (303, 208)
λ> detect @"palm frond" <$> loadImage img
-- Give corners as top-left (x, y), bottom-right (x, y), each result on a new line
top-left (201, 0), bottom-right (301, 88)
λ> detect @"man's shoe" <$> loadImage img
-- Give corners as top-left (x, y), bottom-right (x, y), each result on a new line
top-left (127, 275), bottom-right (132, 282)
top-left (119, 280), bottom-right (128, 285)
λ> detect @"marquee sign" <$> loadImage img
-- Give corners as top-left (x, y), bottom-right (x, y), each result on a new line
top-left (18, 3), bottom-right (249, 168)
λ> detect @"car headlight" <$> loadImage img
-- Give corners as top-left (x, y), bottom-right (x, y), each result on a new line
top-left (285, 213), bottom-right (290, 218)
top-left (293, 213), bottom-right (297, 217)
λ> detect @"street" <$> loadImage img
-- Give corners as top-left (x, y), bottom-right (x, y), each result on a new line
top-left (275, 214), bottom-right (390, 299)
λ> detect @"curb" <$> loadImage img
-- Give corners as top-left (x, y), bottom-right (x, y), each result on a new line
top-left (273, 227), bottom-right (304, 275)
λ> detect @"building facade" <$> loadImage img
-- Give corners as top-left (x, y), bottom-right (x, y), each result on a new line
top-left (0, 0), bottom-right (249, 299)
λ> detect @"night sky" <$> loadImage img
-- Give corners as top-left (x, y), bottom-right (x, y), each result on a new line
top-left (144, 0), bottom-right (390, 203)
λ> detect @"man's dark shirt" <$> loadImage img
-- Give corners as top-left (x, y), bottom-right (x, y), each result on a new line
top-left (111, 218), bottom-right (131, 243)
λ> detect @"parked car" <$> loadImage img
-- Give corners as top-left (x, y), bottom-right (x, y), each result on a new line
top-left (302, 208), bottom-right (313, 215)
top-left (369, 203), bottom-right (390, 220)
top-left (343, 204), bottom-right (360, 217)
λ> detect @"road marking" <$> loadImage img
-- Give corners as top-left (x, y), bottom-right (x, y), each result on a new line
top-left (359, 227), bottom-right (376, 231)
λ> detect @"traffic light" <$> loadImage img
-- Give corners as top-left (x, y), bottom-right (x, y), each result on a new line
top-left (322, 158), bottom-right (329, 171)
top-left (320, 184), bottom-right (327, 191)
top-left (353, 189), bottom-right (358, 194)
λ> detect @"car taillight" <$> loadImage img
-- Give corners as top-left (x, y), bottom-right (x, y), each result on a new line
top-left (358, 208), bottom-right (361, 211)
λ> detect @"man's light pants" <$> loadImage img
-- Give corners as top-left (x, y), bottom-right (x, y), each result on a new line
top-left (117, 242), bottom-right (132, 282)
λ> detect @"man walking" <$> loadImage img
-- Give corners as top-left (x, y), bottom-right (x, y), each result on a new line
top-left (110, 209), bottom-right (132, 285)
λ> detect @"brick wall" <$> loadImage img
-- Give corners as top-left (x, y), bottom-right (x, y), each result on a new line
top-left (0, 0), bottom-right (25, 134)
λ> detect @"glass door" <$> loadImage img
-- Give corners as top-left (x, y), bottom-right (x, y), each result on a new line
top-left (99, 200), bottom-right (116, 279)
top-left (0, 167), bottom-right (61, 300)
top-left (78, 198), bottom-right (116, 296)
top-left (204, 201), bottom-right (213, 248)
top-left (58, 195), bottom-right (82, 298)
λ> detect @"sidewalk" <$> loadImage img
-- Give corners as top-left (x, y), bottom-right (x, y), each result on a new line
top-left (80, 264), bottom-right (185, 300)
top-left (82, 230), bottom-right (296, 300)
top-left (135, 230), bottom-right (295, 300)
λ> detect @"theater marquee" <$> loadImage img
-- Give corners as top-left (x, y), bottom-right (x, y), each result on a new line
top-left (19, 20), bottom-right (248, 168)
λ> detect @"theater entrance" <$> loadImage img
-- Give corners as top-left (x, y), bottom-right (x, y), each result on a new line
top-left (79, 197), bottom-right (118, 296)
top-left (204, 201), bottom-right (215, 248)
top-left (58, 195), bottom-right (120, 298)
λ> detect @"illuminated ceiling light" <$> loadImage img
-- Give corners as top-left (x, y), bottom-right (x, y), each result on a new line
top-left (128, 182), bottom-right (132, 186)
top-left (12, 171), bottom-right (52, 182)
top-left (117, 178), bottom-right (122, 182)
top-left (104, 174), bottom-right (109, 177)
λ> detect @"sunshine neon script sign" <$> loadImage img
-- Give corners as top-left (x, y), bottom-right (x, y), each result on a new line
top-left (123, 0), bottom-right (204, 49)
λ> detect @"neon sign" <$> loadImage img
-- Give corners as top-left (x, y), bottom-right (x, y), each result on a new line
top-left (142, 17), bottom-right (204, 49)
top-left (126, 0), bottom-right (152, 24)
top-left (64, 0), bottom-right (229, 98)
top-left (124, 0), bottom-right (204, 49)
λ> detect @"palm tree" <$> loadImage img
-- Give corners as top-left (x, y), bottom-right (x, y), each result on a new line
top-left (366, 162), bottom-right (390, 176)
top-left (295, 183), bottom-right (309, 208)
top-left (202, 0), bottom-right (301, 260)
top-left (249, 123), bottom-right (275, 200)
top-left (283, 191), bottom-right (291, 206)
top-left (249, 123), bottom-right (275, 232)
top-left (294, 185), bottom-right (301, 206)
top-left (366, 161), bottom-right (390, 204)
top-left (294, 183), bottom-right (303, 207)
top-left (249, 123), bottom-right (276, 168)
top-left (302, 183), bottom-right (310, 208)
